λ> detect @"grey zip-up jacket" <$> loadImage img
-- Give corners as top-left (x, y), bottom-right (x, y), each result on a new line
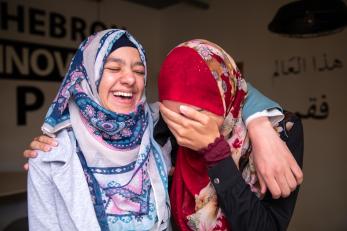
top-left (27, 130), bottom-right (101, 231)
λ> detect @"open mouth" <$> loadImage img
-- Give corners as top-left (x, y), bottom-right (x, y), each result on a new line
top-left (112, 91), bottom-right (134, 100)
top-left (107, 91), bottom-right (138, 113)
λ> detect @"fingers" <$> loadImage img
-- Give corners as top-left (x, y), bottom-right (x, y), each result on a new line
top-left (285, 169), bottom-right (298, 192)
top-left (23, 149), bottom-right (38, 158)
top-left (257, 174), bottom-right (267, 195)
top-left (160, 103), bottom-right (186, 125)
top-left (283, 147), bottom-right (303, 185)
top-left (160, 103), bottom-right (201, 128)
top-left (281, 144), bottom-right (303, 186)
top-left (162, 115), bottom-right (193, 148)
top-left (28, 135), bottom-right (58, 153)
top-left (23, 135), bottom-right (58, 171)
top-left (276, 166), bottom-right (300, 197)
top-left (37, 135), bottom-right (58, 146)
top-left (259, 167), bottom-right (298, 198)
top-left (160, 112), bottom-right (182, 136)
top-left (290, 160), bottom-right (304, 185)
top-left (263, 175), bottom-right (281, 199)
top-left (161, 112), bottom-right (197, 149)
top-left (160, 103), bottom-right (219, 150)
top-left (276, 174), bottom-right (291, 198)
top-left (23, 163), bottom-right (29, 171)
top-left (30, 140), bottom-right (52, 152)
top-left (280, 147), bottom-right (302, 193)
top-left (179, 105), bottom-right (209, 124)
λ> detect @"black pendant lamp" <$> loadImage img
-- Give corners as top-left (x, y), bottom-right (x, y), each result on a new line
top-left (268, 0), bottom-right (347, 38)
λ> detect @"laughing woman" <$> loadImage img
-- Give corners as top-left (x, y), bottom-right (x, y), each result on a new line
top-left (27, 30), bottom-right (170, 231)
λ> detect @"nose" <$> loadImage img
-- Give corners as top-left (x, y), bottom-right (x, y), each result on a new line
top-left (120, 69), bottom-right (136, 86)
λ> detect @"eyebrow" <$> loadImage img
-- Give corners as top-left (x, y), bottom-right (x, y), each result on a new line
top-left (132, 61), bottom-right (145, 68)
top-left (105, 57), bottom-right (124, 65)
top-left (105, 57), bottom-right (144, 68)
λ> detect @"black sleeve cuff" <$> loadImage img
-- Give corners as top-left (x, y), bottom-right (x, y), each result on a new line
top-left (208, 156), bottom-right (243, 193)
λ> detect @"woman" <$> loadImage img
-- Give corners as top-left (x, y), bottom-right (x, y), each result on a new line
top-left (28, 29), bottom-right (170, 230)
top-left (158, 39), bottom-right (303, 230)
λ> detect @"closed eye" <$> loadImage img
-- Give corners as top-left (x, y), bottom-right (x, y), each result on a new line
top-left (134, 70), bottom-right (145, 75)
top-left (105, 67), bottom-right (121, 72)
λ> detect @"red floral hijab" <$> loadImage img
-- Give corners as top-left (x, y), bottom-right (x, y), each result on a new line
top-left (159, 39), bottom-right (259, 230)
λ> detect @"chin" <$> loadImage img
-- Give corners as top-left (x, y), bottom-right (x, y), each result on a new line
top-left (104, 96), bottom-right (141, 114)
top-left (110, 105), bottom-right (136, 114)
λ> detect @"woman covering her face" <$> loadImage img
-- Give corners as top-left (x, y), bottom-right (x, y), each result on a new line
top-left (28, 29), bottom-right (170, 231)
top-left (158, 40), bottom-right (303, 230)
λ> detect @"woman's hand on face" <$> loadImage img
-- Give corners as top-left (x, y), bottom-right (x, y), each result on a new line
top-left (159, 103), bottom-right (220, 151)
top-left (23, 135), bottom-right (58, 170)
top-left (248, 117), bottom-right (303, 199)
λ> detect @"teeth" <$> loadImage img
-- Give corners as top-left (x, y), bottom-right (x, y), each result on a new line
top-left (113, 91), bottom-right (133, 97)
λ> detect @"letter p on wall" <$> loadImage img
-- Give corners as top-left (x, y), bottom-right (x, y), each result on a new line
top-left (17, 86), bottom-right (44, 125)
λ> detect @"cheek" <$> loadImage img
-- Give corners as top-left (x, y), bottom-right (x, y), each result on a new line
top-left (137, 78), bottom-right (145, 95)
top-left (98, 75), bottom-right (111, 101)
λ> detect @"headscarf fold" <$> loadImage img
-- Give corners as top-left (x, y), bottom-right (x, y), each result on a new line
top-left (159, 39), bottom-right (259, 231)
top-left (42, 29), bottom-right (170, 230)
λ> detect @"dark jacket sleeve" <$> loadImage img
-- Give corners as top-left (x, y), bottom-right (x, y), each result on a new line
top-left (153, 114), bottom-right (178, 165)
top-left (208, 113), bottom-right (304, 231)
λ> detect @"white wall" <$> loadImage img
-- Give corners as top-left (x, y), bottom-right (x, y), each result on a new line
top-left (1, 0), bottom-right (346, 230)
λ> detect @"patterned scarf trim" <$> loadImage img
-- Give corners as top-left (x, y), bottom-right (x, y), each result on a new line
top-left (76, 142), bottom-right (159, 231)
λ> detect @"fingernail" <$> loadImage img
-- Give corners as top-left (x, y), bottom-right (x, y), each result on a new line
top-left (180, 105), bottom-right (188, 112)
top-left (52, 141), bottom-right (58, 146)
top-left (44, 146), bottom-right (51, 152)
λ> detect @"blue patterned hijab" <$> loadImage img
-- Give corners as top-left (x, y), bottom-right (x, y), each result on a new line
top-left (42, 29), bottom-right (170, 230)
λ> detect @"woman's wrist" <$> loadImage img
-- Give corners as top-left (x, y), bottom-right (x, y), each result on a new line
top-left (199, 135), bottom-right (231, 167)
top-left (247, 116), bottom-right (273, 137)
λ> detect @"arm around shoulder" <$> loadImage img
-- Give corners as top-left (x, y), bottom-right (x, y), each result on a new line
top-left (243, 83), bottom-right (282, 122)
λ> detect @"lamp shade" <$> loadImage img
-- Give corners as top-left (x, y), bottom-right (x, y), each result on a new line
top-left (268, 0), bottom-right (347, 37)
